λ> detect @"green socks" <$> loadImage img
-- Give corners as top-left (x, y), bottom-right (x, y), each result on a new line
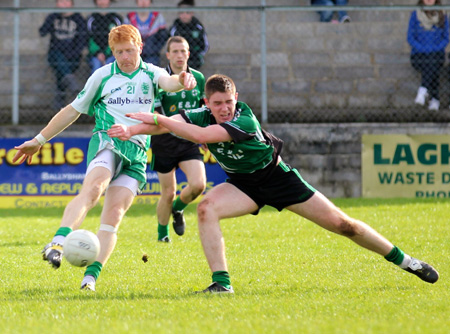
top-left (385, 246), bottom-right (404, 265)
top-left (212, 271), bottom-right (231, 289)
top-left (52, 227), bottom-right (73, 245)
top-left (385, 246), bottom-right (411, 269)
top-left (158, 223), bottom-right (169, 240)
top-left (157, 196), bottom-right (187, 240)
top-left (172, 196), bottom-right (188, 212)
top-left (55, 227), bottom-right (72, 237)
top-left (84, 261), bottom-right (103, 280)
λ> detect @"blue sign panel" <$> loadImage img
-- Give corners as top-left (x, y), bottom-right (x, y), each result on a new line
top-left (0, 138), bottom-right (227, 207)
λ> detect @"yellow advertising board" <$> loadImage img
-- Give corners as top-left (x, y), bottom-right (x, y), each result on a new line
top-left (0, 195), bottom-right (162, 209)
top-left (362, 134), bottom-right (450, 198)
top-left (0, 138), bottom-right (226, 208)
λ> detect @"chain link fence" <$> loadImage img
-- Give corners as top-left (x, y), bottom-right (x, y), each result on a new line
top-left (2, 2), bottom-right (450, 125)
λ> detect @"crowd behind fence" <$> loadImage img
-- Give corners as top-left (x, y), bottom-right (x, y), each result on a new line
top-left (2, 3), bottom-right (450, 125)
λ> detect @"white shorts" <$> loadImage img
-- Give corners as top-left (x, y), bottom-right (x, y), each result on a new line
top-left (86, 149), bottom-right (139, 196)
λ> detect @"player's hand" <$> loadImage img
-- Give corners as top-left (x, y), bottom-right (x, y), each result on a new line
top-left (12, 139), bottom-right (41, 165)
top-left (125, 112), bottom-right (156, 124)
top-left (179, 71), bottom-right (197, 91)
top-left (107, 124), bottom-right (132, 141)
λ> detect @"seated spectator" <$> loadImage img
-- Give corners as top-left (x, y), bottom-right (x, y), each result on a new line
top-left (125, 0), bottom-right (168, 66)
top-left (86, 0), bottom-right (122, 73)
top-left (311, 0), bottom-right (351, 23)
top-left (39, 0), bottom-right (87, 110)
top-left (169, 0), bottom-right (209, 69)
top-left (407, 0), bottom-right (449, 111)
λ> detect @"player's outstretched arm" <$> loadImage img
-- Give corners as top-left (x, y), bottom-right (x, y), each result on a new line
top-left (107, 121), bottom-right (169, 141)
top-left (127, 112), bottom-right (232, 144)
top-left (13, 105), bottom-right (80, 164)
top-left (158, 71), bottom-right (197, 92)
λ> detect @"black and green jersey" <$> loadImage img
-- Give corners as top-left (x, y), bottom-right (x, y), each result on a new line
top-left (154, 66), bottom-right (205, 116)
top-left (181, 102), bottom-right (283, 175)
top-left (152, 65), bottom-right (205, 157)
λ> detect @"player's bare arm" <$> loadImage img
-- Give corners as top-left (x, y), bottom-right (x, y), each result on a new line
top-left (107, 121), bottom-right (169, 141)
top-left (158, 71), bottom-right (197, 92)
top-left (127, 112), bottom-right (232, 144)
top-left (13, 105), bottom-right (80, 164)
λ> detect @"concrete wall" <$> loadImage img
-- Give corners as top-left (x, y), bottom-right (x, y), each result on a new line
top-left (0, 1), bottom-right (434, 118)
top-left (267, 122), bottom-right (450, 197)
top-left (0, 0), bottom-right (421, 7)
top-left (1, 1), bottom-right (448, 198)
top-left (3, 122), bottom-right (450, 198)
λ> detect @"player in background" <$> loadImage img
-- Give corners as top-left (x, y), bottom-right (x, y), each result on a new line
top-left (108, 74), bottom-right (439, 293)
top-left (13, 25), bottom-right (196, 292)
top-left (152, 36), bottom-right (206, 242)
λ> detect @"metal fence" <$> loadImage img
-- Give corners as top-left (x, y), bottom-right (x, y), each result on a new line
top-left (2, 3), bottom-right (450, 125)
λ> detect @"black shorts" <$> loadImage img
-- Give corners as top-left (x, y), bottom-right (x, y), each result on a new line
top-left (151, 152), bottom-right (203, 174)
top-left (227, 160), bottom-right (316, 214)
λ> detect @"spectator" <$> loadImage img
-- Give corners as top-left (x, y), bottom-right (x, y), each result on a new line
top-left (125, 0), bottom-right (168, 66)
top-left (86, 0), bottom-right (122, 73)
top-left (311, 0), bottom-right (351, 23)
top-left (407, 0), bottom-right (449, 111)
top-left (39, 0), bottom-right (87, 110)
top-left (169, 0), bottom-right (209, 69)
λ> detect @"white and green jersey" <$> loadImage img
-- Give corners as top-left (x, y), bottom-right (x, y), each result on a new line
top-left (181, 102), bottom-right (282, 175)
top-left (71, 59), bottom-right (169, 150)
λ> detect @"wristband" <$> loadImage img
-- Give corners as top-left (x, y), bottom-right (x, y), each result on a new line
top-left (153, 114), bottom-right (159, 126)
top-left (34, 133), bottom-right (47, 145)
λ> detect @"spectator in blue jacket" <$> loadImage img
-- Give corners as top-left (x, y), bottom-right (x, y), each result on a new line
top-left (39, 0), bottom-right (87, 110)
top-left (125, 0), bottom-right (168, 66)
top-left (407, 0), bottom-right (449, 111)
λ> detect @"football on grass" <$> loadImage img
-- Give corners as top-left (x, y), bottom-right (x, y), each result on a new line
top-left (63, 230), bottom-right (100, 267)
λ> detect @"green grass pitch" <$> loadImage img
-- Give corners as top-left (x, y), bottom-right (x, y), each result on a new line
top-left (0, 198), bottom-right (449, 334)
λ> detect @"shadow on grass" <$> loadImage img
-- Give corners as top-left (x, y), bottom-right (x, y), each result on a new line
top-left (3, 288), bottom-right (235, 302)
top-left (1, 198), bottom-right (447, 218)
top-left (0, 241), bottom-right (36, 247)
top-left (4, 281), bottom-right (415, 302)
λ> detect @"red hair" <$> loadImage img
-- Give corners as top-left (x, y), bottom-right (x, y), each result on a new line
top-left (108, 24), bottom-right (142, 51)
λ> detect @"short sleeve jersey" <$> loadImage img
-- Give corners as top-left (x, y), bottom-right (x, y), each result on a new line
top-left (181, 102), bottom-right (274, 174)
top-left (154, 66), bottom-right (205, 116)
top-left (71, 60), bottom-right (169, 149)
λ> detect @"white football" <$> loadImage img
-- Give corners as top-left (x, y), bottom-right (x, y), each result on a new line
top-left (63, 230), bottom-right (100, 267)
